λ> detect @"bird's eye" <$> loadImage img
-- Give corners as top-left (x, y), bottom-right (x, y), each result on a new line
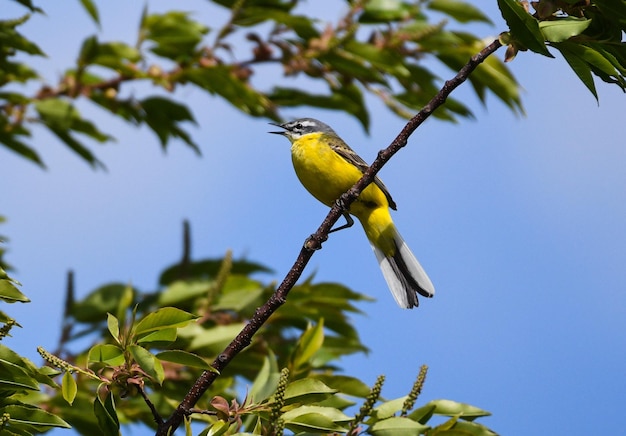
top-left (294, 123), bottom-right (303, 130)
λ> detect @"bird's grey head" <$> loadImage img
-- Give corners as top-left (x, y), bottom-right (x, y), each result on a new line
top-left (269, 118), bottom-right (337, 141)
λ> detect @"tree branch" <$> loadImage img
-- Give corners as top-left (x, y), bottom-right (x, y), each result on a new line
top-left (156, 37), bottom-right (502, 436)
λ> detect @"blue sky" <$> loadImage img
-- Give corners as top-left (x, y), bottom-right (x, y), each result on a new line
top-left (2, 1), bottom-right (625, 435)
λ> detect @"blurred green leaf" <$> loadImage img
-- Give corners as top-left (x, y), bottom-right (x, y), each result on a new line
top-left (360, 0), bottom-right (418, 23)
top-left (369, 416), bottom-right (429, 435)
top-left (78, 0), bottom-right (100, 26)
top-left (0, 132), bottom-right (44, 167)
top-left (134, 307), bottom-right (197, 336)
top-left (183, 323), bottom-right (246, 353)
top-left (158, 280), bottom-right (212, 306)
top-left (291, 320), bottom-right (325, 370)
top-left (183, 66), bottom-right (275, 118)
top-left (71, 283), bottom-right (134, 322)
top-left (159, 258), bottom-right (272, 286)
top-left (426, 398), bottom-right (491, 419)
top-left (428, 0), bottom-right (493, 24)
top-left (78, 36), bottom-right (140, 73)
top-left (270, 85), bottom-right (369, 131)
top-left (0, 14), bottom-right (45, 56)
top-left (34, 98), bottom-right (112, 168)
top-left (142, 11), bottom-right (209, 61)
top-left (155, 350), bottom-right (217, 371)
top-left (248, 351), bottom-right (280, 403)
top-left (139, 96), bottom-right (200, 153)
top-left (212, 276), bottom-right (265, 312)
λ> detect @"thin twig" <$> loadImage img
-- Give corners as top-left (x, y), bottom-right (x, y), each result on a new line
top-left (155, 37), bottom-right (502, 436)
top-left (137, 384), bottom-right (164, 426)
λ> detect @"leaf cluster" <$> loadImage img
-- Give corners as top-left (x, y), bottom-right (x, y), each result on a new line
top-left (0, 221), bottom-right (497, 436)
top-left (498, 0), bottom-right (626, 100)
top-left (0, 260), bottom-right (71, 434)
top-left (0, 0), bottom-right (521, 168)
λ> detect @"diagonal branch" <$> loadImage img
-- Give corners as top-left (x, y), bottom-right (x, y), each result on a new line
top-left (156, 37), bottom-right (503, 436)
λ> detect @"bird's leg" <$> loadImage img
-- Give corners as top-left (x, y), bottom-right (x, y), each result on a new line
top-left (303, 199), bottom-right (354, 251)
top-left (328, 198), bottom-right (354, 234)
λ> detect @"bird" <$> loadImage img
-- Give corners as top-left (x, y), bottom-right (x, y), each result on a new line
top-left (270, 117), bottom-right (434, 309)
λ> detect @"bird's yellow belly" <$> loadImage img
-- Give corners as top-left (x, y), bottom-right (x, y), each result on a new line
top-left (290, 135), bottom-right (389, 220)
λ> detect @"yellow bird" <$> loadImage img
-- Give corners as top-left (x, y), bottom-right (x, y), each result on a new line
top-left (270, 118), bottom-right (434, 308)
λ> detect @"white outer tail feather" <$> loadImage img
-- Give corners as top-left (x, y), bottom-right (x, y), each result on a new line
top-left (370, 229), bottom-right (435, 309)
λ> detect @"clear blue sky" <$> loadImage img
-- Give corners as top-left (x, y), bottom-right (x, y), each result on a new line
top-left (2, 1), bottom-right (625, 435)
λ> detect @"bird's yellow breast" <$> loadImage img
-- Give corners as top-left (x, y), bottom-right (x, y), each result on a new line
top-left (290, 133), bottom-right (390, 220)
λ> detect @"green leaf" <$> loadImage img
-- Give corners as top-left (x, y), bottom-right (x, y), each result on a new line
top-left (344, 40), bottom-right (410, 78)
top-left (434, 419), bottom-right (498, 435)
top-left (212, 276), bottom-right (265, 312)
top-left (62, 371), bottom-right (77, 405)
top-left (360, 0), bottom-right (418, 23)
top-left (369, 417), bottom-right (430, 435)
top-left (267, 378), bottom-right (337, 406)
top-left (291, 320), bottom-right (325, 370)
top-left (78, 0), bottom-right (100, 26)
top-left (88, 344), bottom-right (125, 366)
top-left (0, 404), bottom-right (70, 428)
top-left (71, 283), bottom-right (135, 322)
top-left (94, 392), bottom-right (120, 436)
top-left (133, 307), bottom-right (197, 336)
top-left (136, 327), bottom-right (178, 345)
top-left (313, 374), bottom-right (373, 398)
top-left (158, 257), bottom-right (272, 286)
top-left (371, 396), bottom-right (409, 420)
top-left (497, 0), bottom-right (552, 56)
top-left (426, 399), bottom-right (491, 419)
top-left (183, 323), bottom-right (246, 353)
top-left (155, 350), bottom-right (218, 371)
top-left (0, 130), bottom-right (44, 168)
top-left (107, 313), bottom-right (120, 343)
top-left (139, 96), bottom-right (200, 153)
top-left (234, 7), bottom-right (318, 39)
top-left (158, 280), bottom-right (213, 306)
top-left (128, 345), bottom-right (164, 384)
top-left (282, 406), bottom-right (350, 432)
top-left (0, 279), bottom-right (29, 303)
top-left (428, 0), bottom-right (493, 24)
top-left (0, 14), bottom-right (45, 56)
top-left (269, 86), bottom-right (369, 132)
top-left (0, 359), bottom-right (39, 391)
top-left (34, 98), bottom-right (111, 168)
top-left (183, 66), bottom-right (274, 118)
top-left (553, 42), bottom-right (597, 99)
top-left (248, 352), bottom-right (280, 403)
top-left (142, 12), bottom-right (209, 61)
top-left (539, 17), bottom-right (592, 43)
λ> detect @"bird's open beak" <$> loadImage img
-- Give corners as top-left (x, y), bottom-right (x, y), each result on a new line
top-left (268, 122), bottom-right (286, 135)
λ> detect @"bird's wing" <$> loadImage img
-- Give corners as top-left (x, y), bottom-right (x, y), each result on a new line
top-left (327, 135), bottom-right (398, 210)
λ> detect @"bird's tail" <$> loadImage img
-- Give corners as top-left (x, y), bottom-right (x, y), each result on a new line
top-left (367, 224), bottom-right (435, 309)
